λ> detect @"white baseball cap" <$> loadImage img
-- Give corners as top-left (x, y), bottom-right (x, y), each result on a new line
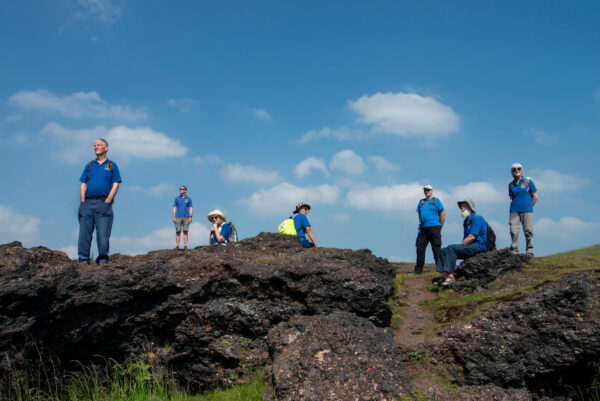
top-left (511, 163), bottom-right (523, 170)
top-left (423, 185), bottom-right (433, 190)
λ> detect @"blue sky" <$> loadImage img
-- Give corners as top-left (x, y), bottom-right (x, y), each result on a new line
top-left (1, 1), bottom-right (599, 261)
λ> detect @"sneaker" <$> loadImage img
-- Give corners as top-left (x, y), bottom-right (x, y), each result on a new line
top-left (174, 246), bottom-right (180, 250)
top-left (184, 246), bottom-right (188, 250)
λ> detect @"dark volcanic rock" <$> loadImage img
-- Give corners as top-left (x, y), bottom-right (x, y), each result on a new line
top-left (436, 273), bottom-right (600, 391)
top-left (451, 248), bottom-right (530, 290)
top-left (267, 311), bottom-right (413, 401)
top-left (0, 234), bottom-right (395, 389)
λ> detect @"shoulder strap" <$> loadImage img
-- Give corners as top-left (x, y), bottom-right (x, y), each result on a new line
top-left (85, 160), bottom-right (94, 182)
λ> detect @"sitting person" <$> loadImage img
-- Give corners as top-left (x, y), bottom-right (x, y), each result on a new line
top-left (208, 210), bottom-right (231, 245)
top-left (293, 203), bottom-right (320, 248)
top-left (435, 198), bottom-right (487, 286)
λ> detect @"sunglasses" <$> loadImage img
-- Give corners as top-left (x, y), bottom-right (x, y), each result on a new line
top-left (511, 168), bottom-right (522, 171)
top-left (424, 188), bottom-right (432, 192)
top-left (180, 188), bottom-right (186, 190)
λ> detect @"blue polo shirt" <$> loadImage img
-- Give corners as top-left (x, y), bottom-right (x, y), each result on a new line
top-left (417, 197), bottom-right (444, 228)
top-left (173, 196), bottom-right (193, 218)
top-left (509, 177), bottom-right (537, 213)
top-left (210, 223), bottom-right (231, 244)
top-left (79, 159), bottom-right (122, 198)
top-left (293, 213), bottom-right (311, 239)
top-left (464, 213), bottom-right (487, 251)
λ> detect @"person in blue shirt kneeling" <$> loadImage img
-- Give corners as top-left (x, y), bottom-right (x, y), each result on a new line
top-left (293, 203), bottom-right (320, 248)
top-left (208, 210), bottom-right (231, 245)
top-left (435, 198), bottom-right (487, 287)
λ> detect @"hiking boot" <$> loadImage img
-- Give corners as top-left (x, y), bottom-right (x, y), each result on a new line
top-left (413, 266), bottom-right (423, 274)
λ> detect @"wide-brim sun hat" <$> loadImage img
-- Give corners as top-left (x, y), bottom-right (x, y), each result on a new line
top-left (207, 209), bottom-right (226, 222)
top-left (457, 198), bottom-right (475, 211)
top-left (293, 203), bottom-right (311, 213)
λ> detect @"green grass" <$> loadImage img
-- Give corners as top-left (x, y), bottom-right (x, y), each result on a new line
top-left (389, 273), bottom-right (407, 330)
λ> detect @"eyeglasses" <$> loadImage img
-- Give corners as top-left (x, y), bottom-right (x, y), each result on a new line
top-left (511, 168), bottom-right (522, 172)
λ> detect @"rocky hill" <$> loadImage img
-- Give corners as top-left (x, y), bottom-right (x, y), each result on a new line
top-left (1, 235), bottom-right (599, 400)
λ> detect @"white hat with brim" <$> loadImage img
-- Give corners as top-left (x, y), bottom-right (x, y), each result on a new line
top-left (457, 198), bottom-right (475, 211)
top-left (423, 184), bottom-right (433, 190)
top-left (207, 210), bottom-right (226, 222)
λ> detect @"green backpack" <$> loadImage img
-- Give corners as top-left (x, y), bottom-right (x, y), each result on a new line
top-left (278, 217), bottom-right (297, 235)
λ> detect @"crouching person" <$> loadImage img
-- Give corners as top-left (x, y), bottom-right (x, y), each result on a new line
top-left (208, 210), bottom-right (231, 245)
top-left (435, 198), bottom-right (487, 286)
top-left (293, 203), bottom-right (320, 248)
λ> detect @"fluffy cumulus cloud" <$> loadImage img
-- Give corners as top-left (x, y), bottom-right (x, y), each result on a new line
top-left (366, 156), bottom-right (400, 172)
top-left (298, 126), bottom-right (361, 144)
top-left (222, 163), bottom-right (280, 184)
top-left (128, 183), bottom-right (174, 197)
top-left (9, 90), bottom-right (147, 121)
top-left (42, 122), bottom-right (188, 163)
top-left (245, 183), bottom-right (340, 215)
top-left (348, 92), bottom-right (460, 139)
top-left (294, 157), bottom-right (329, 178)
top-left (330, 149), bottom-right (365, 175)
top-left (190, 154), bottom-right (223, 166)
top-left (346, 183), bottom-right (425, 211)
top-left (528, 169), bottom-right (589, 193)
top-left (251, 108), bottom-right (272, 120)
top-left (535, 217), bottom-right (600, 240)
top-left (111, 223), bottom-right (211, 255)
top-left (0, 204), bottom-right (41, 245)
top-left (448, 182), bottom-right (505, 205)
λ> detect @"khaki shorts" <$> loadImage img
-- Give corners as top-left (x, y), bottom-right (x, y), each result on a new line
top-left (175, 217), bottom-right (190, 232)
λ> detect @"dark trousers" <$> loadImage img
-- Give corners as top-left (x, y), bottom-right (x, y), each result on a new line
top-left (415, 226), bottom-right (442, 271)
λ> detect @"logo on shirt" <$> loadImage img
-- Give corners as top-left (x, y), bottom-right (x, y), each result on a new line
top-left (520, 184), bottom-right (526, 188)
top-left (185, 199), bottom-right (188, 203)
top-left (104, 165), bottom-right (111, 170)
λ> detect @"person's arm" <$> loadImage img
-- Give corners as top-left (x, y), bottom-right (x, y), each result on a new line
top-left (188, 207), bottom-right (193, 224)
top-left (105, 182), bottom-right (119, 203)
top-left (461, 234), bottom-right (476, 245)
top-left (305, 226), bottom-right (320, 247)
top-left (531, 191), bottom-right (538, 207)
top-left (173, 206), bottom-right (177, 223)
top-left (80, 183), bottom-right (87, 202)
top-left (439, 210), bottom-right (446, 228)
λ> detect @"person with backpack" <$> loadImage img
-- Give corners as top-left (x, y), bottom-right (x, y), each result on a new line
top-left (208, 210), bottom-right (231, 245)
top-left (508, 163), bottom-right (538, 256)
top-left (77, 138), bottom-right (122, 264)
top-left (435, 198), bottom-right (488, 287)
top-left (173, 185), bottom-right (193, 250)
top-left (414, 185), bottom-right (446, 274)
top-left (283, 203), bottom-right (320, 248)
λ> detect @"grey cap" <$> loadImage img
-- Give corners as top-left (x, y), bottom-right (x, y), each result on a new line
top-left (423, 184), bottom-right (433, 190)
top-left (457, 198), bottom-right (475, 211)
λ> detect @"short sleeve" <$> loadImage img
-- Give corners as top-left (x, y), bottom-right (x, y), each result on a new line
top-left (173, 198), bottom-right (178, 207)
top-left (529, 179), bottom-right (537, 192)
top-left (434, 198), bottom-right (444, 211)
top-left (111, 162), bottom-right (122, 183)
top-left (221, 223), bottom-right (231, 240)
top-left (187, 197), bottom-right (193, 207)
top-left (468, 215), bottom-right (485, 237)
top-left (79, 164), bottom-right (88, 183)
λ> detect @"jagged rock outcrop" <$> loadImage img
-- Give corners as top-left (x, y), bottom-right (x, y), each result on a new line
top-left (434, 273), bottom-right (600, 393)
top-left (0, 234), bottom-right (396, 390)
top-left (450, 248), bottom-right (531, 290)
top-left (267, 311), bottom-right (414, 401)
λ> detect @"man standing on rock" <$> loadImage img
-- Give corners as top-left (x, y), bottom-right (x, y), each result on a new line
top-left (78, 138), bottom-right (122, 264)
top-left (435, 198), bottom-right (487, 286)
top-left (173, 185), bottom-right (193, 250)
top-left (414, 184), bottom-right (446, 274)
top-left (508, 163), bottom-right (538, 256)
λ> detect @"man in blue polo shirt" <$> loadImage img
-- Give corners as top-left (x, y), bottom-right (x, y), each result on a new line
top-left (508, 163), bottom-right (538, 256)
top-left (414, 184), bottom-right (446, 274)
top-left (435, 198), bottom-right (487, 286)
top-left (293, 203), bottom-right (320, 248)
top-left (173, 185), bottom-right (193, 249)
top-left (78, 138), bottom-right (122, 264)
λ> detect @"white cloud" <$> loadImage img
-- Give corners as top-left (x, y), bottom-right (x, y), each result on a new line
top-left (128, 183), bottom-right (174, 197)
top-left (448, 182), bottom-right (505, 205)
top-left (346, 183), bottom-right (423, 211)
top-left (0, 204), bottom-right (41, 245)
top-left (367, 156), bottom-right (400, 172)
top-left (190, 154), bottom-right (223, 166)
top-left (330, 149), bottom-right (365, 175)
top-left (168, 98), bottom-right (199, 113)
top-left (3, 115), bottom-right (22, 123)
top-left (244, 182), bottom-right (340, 215)
top-left (251, 108), bottom-right (272, 120)
top-left (294, 157), bottom-right (329, 178)
top-left (42, 122), bottom-right (188, 163)
top-left (348, 92), bottom-right (460, 139)
top-left (298, 126), bottom-right (362, 144)
top-left (111, 223), bottom-right (211, 255)
top-left (523, 128), bottom-right (558, 145)
top-left (222, 163), bottom-right (280, 184)
top-left (528, 169), bottom-right (589, 193)
top-left (75, 0), bottom-right (124, 24)
top-left (59, 245), bottom-right (78, 259)
top-left (535, 217), bottom-right (600, 240)
top-left (10, 90), bottom-right (147, 121)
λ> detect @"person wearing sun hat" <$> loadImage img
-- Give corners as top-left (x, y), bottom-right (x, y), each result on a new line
top-left (293, 203), bottom-right (320, 248)
top-left (208, 209), bottom-right (231, 245)
top-left (414, 184), bottom-right (446, 274)
top-left (508, 163), bottom-right (538, 256)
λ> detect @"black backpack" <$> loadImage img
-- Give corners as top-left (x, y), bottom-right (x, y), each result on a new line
top-left (485, 222), bottom-right (496, 251)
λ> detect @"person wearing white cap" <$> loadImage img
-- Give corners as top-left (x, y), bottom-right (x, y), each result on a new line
top-left (435, 198), bottom-right (488, 286)
top-left (508, 163), bottom-right (538, 256)
top-left (414, 185), bottom-right (446, 274)
top-left (208, 210), bottom-right (231, 245)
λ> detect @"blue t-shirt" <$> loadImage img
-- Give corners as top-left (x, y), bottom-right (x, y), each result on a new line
top-left (79, 159), bottom-right (122, 198)
top-left (463, 213), bottom-right (487, 251)
top-left (293, 213), bottom-right (311, 239)
top-left (509, 177), bottom-right (537, 213)
top-left (173, 196), bottom-right (193, 217)
top-left (210, 223), bottom-right (231, 245)
top-left (417, 197), bottom-right (444, 228)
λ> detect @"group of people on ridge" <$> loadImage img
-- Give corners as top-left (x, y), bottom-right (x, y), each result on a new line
top-left (77, 139), bottom-right (537, 283)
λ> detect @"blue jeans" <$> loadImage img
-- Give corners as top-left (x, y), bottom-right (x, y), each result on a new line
top-left (436, 243), bottom-right (485, 274)
top-left (299, 238), bottom-right (314, 248)
top-left (78, 199), bottom-right (114, 263)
